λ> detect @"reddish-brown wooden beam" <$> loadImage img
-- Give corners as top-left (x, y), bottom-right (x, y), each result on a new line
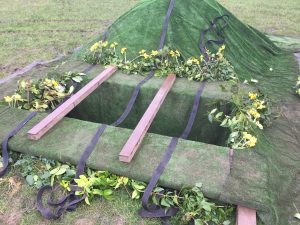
top-left (236, 205), bottom-right (257, 225)
top-left (119, 74), bottom-right (176, 163)
top-left (27, 66), bottom-right (117, 140)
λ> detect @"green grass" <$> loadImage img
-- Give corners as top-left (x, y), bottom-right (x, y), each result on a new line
top-left (0, 0), bottom-right (299, 78)
top-left (0, 0), bottom-right (138, 78)
top-left (0, 170), bottom-right (160, 225)
top-left (219, 0), bottom-right (300, 37)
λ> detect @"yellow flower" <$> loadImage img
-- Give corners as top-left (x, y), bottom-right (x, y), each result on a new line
top-left (4, 96), bottom-right (13, 103)
top-left (169, 50), bottom-right (175, 57)
top-left (12, 94), bottom-right (22, 101)
top-left (110, 42), bottom-right (118, 48)
top-left (192, 58), bottom-right (200, 65)
top-left (248, 108), bottom-right (260, 119)
top-left (186, 59), bottom-right (193, 65)
top-left (200, 55), bottom-right (204, 62)
top-left (187, 57), bottom-right (199, 65)
top-left (52, 80), bottom-right (59, 88)
top-left (90, 42), bottom-right (99, 52)
top-left (151, 50), bottom-right (159, 56)
top-left (219, 45), bottom-right (226, 52)
top-left (243, 132), bottom-right (257, 148)
top-left (253, 100), bottom-right (266, 110)
top-left (248, 92), bottom-right (258, 100)
top-left (101, 41), bottom-right (108, 47)
top-left (142, 53), bottom-right (150, 59)
top-left (139, 49), bottom-right (146, 55)
top-left (175, 50), bottom-right (180, 57)
top-left (44, 78), bottom-right (52, 87)
top-left (121, 48), bottom-right (127, 55)
top-left (296, 76), bottom-right (300, 86)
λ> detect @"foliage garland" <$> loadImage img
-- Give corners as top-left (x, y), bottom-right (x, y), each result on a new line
top-left (11, 154), bottom-right (234, 225)
top-left (84, 40), bottom-right (237, 82)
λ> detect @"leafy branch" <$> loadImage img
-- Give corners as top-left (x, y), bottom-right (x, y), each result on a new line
top-left (84, 41), bottom-right (237, 82)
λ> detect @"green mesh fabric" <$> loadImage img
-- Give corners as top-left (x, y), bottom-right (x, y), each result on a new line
top-left (75, 0), bottom-right (298, 100)
top-left (74, 1), bottom-right (300, 224)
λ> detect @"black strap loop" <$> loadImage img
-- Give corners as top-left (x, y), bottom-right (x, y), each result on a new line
top-left (199, 15), bottom-right (229, 62)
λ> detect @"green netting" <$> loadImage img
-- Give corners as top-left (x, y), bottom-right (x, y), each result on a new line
top-left (74, 0), bottom-right (300, 224)
top-left (75, 0), bottom-right (298, 100)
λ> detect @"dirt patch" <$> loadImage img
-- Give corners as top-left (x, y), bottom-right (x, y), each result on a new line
top-left (0, 174), bottom-right (36, 225)
top-left (8, 176), bottom-right (23, 197)
top-left (0, 211), bottom-right (23, 225)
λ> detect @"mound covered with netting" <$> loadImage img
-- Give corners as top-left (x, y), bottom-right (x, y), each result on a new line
top-left (76, 0), bottom-right (298, 100)
top-left (76, 0), bottom-right (300, 224)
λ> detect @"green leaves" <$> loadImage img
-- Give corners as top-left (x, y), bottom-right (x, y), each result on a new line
top-left (84, 43), bottom-right (237, 83)
top-left (208, 90), bottom-right (271, 149)
top-left (50, 164), bottom-right (70, 186)
top-left (50, 164), bottom-right (69, 176)
top-left (26, 174), bottom-right (34, 185)
top-left (130, 180), bottom-right (146, 199)
top-left (72, 76), bottom-right (83, 83)
top-left (12, 155), bottom-right (234, 224)
top-left (14, 155), bottom-right (57, 188)
top-left (4, 71), bottom-right (85, 112)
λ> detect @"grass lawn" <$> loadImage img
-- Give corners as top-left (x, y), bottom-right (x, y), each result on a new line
top-left (0, 0), bottom-right (300, 78)
top-left (0, 0), bottom-right (299, 224)
top-left (0, 0), bottom-right (139, 78)
top-left (219, 0), bottom-right (300, 37)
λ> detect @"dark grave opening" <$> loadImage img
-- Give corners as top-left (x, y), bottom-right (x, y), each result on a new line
top-left (67, 77), bottom-right (231, 147)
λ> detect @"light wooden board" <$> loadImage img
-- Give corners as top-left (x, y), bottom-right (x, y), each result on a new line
top-left (236, 205), bottom-right (256, 225)
top-left (27, 66), bottom-right (117, 140)
top-left (119, 74), bottom-right (176, 163)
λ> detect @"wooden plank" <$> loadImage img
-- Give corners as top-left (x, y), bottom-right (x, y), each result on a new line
top-left (119, 74), bottom-right (176, 163)
top-left (27, 66), bottom-right (117, 140)
top-left (236, 205), bottom-right (257, 225)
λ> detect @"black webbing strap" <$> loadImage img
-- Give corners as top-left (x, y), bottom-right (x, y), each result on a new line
top-left (0, 112), bottom-right (37, 177)
top-left (199, 15), bottom-right (229, 62)
top-left (75, 124), bottom-right (107, 177)
top-left (139, 82), bottom-right (206, 224)
top-left (158, 0), bottom-right (175, 50)
top-left (37, 0), bottom-right (176, 219)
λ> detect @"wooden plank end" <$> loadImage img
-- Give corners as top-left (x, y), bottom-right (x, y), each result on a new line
top-left (236, 205), bottom-right (256, 225)
top-left (119, 154), bottom-right (132, 163)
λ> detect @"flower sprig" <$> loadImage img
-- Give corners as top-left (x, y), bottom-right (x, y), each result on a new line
top-left (209, 90), bottom-right (271, 149)
top-left (3, 72), bottom-right (85, 111)
top-left (62, 169), bottom-right (234, 225)
top-left (13, 153), bottom-right (234, 224)
top-left (84, 41), bottom-right (237, 82)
